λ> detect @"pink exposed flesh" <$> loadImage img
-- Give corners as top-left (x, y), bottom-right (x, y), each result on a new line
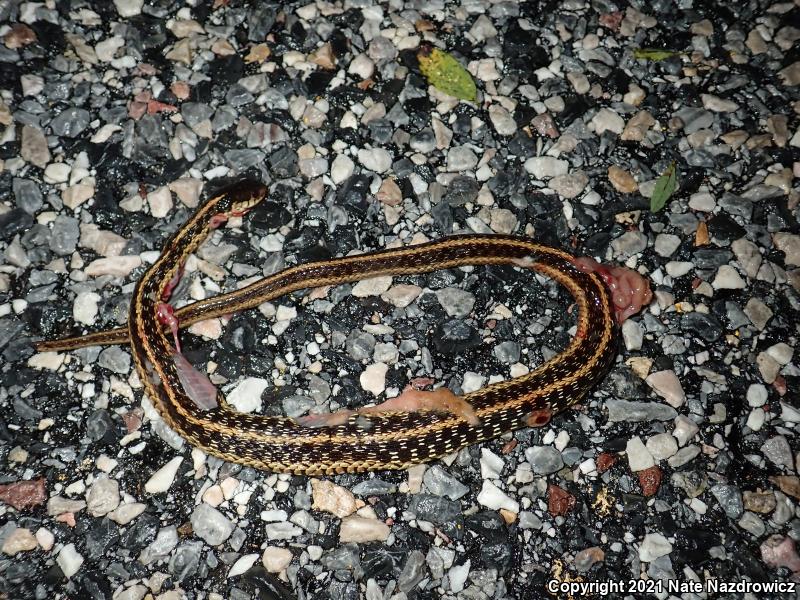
top-left (157, 302), bottom-right (182, 353)
top-left (524, 407), bottom-right (553, 427)
top-left (161, 265), bottom-right (185, 302)
top-left (209, 213), bottom-right (228, 229)
top-left (296, 410), bottom-right (355, 428)
top-left (366, 387), bottom-right (480, 425)
top-left (573, 256), bottom-right (652, 323)
top-left (296, 386), bottom-right (479, 428)
top-left (173, 351), bottom-right (219, 411)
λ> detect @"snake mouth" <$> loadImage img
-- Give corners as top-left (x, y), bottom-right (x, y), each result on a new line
top-left (230, 196), bottom-right (261, 217)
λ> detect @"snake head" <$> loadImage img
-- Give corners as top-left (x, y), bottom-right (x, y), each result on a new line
top-left (229, 179), bottom-right (268, 216)
top-left (210, 179), bottom-right (268, 219)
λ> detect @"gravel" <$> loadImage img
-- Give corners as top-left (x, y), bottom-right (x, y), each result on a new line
top-left (2, 1), bottom-right (799, 597)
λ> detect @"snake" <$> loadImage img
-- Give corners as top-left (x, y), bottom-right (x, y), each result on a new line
top-left (35, 179), bottom-right (652, 475)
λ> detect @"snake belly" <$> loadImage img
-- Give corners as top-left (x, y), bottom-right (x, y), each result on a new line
top-left (121, 180), bottom-right (618, 475)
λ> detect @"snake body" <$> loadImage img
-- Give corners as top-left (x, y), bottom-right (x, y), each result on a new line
top-left (38, 179), bottom-right (621, 475)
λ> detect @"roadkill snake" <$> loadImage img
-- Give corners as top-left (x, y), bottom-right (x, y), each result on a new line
top-left (35, 179), bottom-right (652, 475)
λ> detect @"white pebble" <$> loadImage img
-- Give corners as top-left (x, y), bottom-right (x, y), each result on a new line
top-left (766, 342), bottom-right (793, 365)
top-left (591, 108), bottom-right (625, 134)
top-left (44, 163), bottom-right (70, 184)
top-left (262, 547), bottom-right (293, 572)
top-left (311, 479), bottom-right (357, 518)
top-left (449, 559), bottom-right (471, 593)
top-left (108, 502), bottom-right (146, 525)
top-left (523, 156), bottom-right (568, 179)
top-left (488, 105), bottom-right (516, 136)
top-left (476, 480), bottom-right (519, 512)
top-left (357, 147), bottom-right (392, 173)
top-left (86, 476), bottom-right (120, 516)
top-left (780, 402), bottom-right (800, 423)
top-left (626, 436), bottom-right (655, 472)
top-left (28, 352), bottom-right (66, 371)
top-left (260, 509), bottom-right (288, 522)
top-left (2, 528), bottom-right (37, 555)
top-left (622, 319), bottom-right (644, 351)
top-left (113, 0), bottom-right (143, 17)
top-left (712, 265), bottom-right (746, 289)
top-left (84, 256), bottom-right (141, 277)
top-left (381, 284), bottom-right (422, 308)
top-left (746, 408), bottom-right (765, 431)
top-left (228, 377), bottom-right (269, 413)
top-left (299, 158), bottom-right (328, 178)
top-left (57, 543), bottom-right (84, 578)
top-left (330, 154), bottom-right (355, 184)
top-left (701, 93), bottom-right (739, 113)
top-left (96, 36), bottom-right (124, 62)
top-left (360, 363), bottom-right (388, 396)
top-left (348, 53), bottom-right (375, 79)
top-left (275, 305), bottom-right (297, 321)
top-left (639, 533), bottom-right (672, 561)
top-left (480, 448), bottom-right (505, 480)
top-left (227, 554), bottom-right (259, 578)
top-left (461, 372), bottom-right (485, 394)
top-left (72, 292), bottom-right (101, 325)
top-left (339, 516), bottom-right (390, 542)
top-left (352, 275), bottom-right (393, 297)
top-left (35, 528), bottom-right (54, 551)
top-left (645, 370), bottom-right (686, 408)
top-left (747, 383), bottom-right (768, 407)
top-left (645, 433), bottom-right (678, 461)
top-left (147, 186), bottom-right (173, 219)
top-left (144, 456), bottom-right (183, 494)
top-left (672, 416), bottom-right (699, 449)
top-left (666, 261), bottom-right (694, 277)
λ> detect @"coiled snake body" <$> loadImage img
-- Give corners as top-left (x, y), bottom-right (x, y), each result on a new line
top-left (37, 180), bottom-right (651, 475)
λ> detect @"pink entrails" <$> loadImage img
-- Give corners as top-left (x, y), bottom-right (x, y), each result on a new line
top-left (296, 385), bottom-right (480, 428)
top-left (209, 213), bottom-right (228, 229)
top-left (161, 265), bottom-right (185, 302)
top-left (572, 256), bottom-right (653, 324)
top-left (209, 206), bottom-right (254, 230)
top-left (172, 351), bottom-right (219, 411)
top-left (156, 302), bottom-right (182, 353)
top-left (524, 407), bottom-right (553, 428)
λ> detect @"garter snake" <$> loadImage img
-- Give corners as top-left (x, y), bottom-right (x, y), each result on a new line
top-left (36, 179), bottom-right (638, 475)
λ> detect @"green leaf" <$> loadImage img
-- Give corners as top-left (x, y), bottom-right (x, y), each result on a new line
top-left (633, 48), bottom-right (682, 61)
top-left (651, 162), bottom-right (678, 212)
top-left (417, 47), bottom-right (477, 102)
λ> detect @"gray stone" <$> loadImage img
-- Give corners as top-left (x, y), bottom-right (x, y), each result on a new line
top-left (436, 288), bottom-right (475, 318)
top-left (423, 465), bottom-right (469, 500)
top-left (761, 436), bottom-right (794, 470)
top-left (605, 400), bottom-right (678, 423)
top-left (493, 341), bottom-right (521, 364)
top-left (446, 146), bottom-right (478, 171)
top-left (190, 504), bottom-right (234, 546)
top-left (50, 107), bottom-right (91, 138)
top-left (611, 231), bottom-right (648, 257)
top-left (673, 107), bottom-right (713, 134)
top-left (525, 446), bottom-right (564, 474)
top-left (710, 484), bottom-right (743, 519)
top-left (139, 526), bottom-right (179, 565)
top-left (397, 550), bottom-right (426, 593)
top-left (346, 330), bottom-right (376, 361)
top-left (98, 346), bottom-right (131, 374)
top-left (49, 215), bottom-right (80, 255)
top-left (169, 541), bottom-right (203, 582)
top-left (13, 178), bottom-right (43, 214)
